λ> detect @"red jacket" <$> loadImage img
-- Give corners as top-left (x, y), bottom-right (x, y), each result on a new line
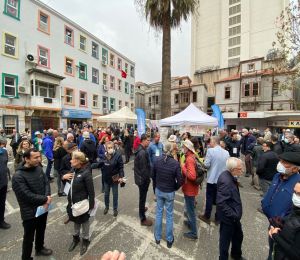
top-left (181, 151), bottom-right (199, 196)
top-left (133, 136), bottom-right (141, 151)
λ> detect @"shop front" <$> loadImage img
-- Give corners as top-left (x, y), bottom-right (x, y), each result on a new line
top-left (61, 109), bottom-right (92, 128)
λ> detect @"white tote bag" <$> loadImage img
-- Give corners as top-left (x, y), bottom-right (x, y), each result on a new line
top-left (70, 176), bottom-right (90, 217)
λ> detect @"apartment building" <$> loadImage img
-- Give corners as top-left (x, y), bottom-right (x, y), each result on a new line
top-left (0, 0), bottom-right (135, 133)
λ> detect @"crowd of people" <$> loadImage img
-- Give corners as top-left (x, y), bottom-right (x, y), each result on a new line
top-left (0, 125), bottom-right (300, 260)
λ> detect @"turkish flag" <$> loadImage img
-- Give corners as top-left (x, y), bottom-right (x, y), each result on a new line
top-left (121, 70), bottom-right (127, 78)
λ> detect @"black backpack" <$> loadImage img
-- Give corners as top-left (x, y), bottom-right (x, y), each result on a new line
top-left (193, 157), bottom-right (206, 186)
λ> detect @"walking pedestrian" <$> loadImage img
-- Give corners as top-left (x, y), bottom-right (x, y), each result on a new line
top-left (80, 131), bottom-right (97, 164)
top-left (240, 129), bottom-right (256, 177)
top-left (42, 129), bottom-right (54, 181)
top-left (123, 129), bottom-right (132, 164)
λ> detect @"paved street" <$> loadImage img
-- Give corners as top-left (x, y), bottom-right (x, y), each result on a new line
top-left (1, 160), bottom-right (269, 260)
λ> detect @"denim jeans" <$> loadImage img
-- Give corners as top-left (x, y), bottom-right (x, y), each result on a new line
top-left (154, 188), bottom-right (175, 242)
top-left (45, 158), bottom-right (53, 180)
top-left (104, 182), bottom-right (118, 210)
top-left (184, 195), bottom-right (197, 237)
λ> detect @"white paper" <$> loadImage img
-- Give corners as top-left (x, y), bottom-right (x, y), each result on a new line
top-left (89, 199), bottom-right (100, 217)
top-left (155, 149), bottom-right (160, 156)
top-left (64, 182), bottom-right (71, 195)
top-left (233, 148), bottom-right (237, 154)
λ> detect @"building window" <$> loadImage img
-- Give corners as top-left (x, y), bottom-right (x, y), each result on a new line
top-left (154, 95), bottom-right (159, 105)
top-left (130, 65), bottom-right (135, 77)
top-left (2, 73), bottom-right (18, 98)
top-left (79, 62), bottom-right (87, 80)
top-left (229, 25), bottom-right (241, 36)
top-left (243, 84), bottom-right (250, 97)
top-left (130, 84), bottom-right (134, 94)
top-left (229, 0), bottom-right (240, 5)
top-left (65, 88), bottom-right (74, 105)
top-left (3, 32), bottom-right (18, 58)
top-left (117, 58), bottom-right (122, 70)
top-left (228, 36), bottom-right (240, 47)
top-left (248, 63), bottom-right (255, 71)
top-left (102, 48), bottom-right (108, 64)
top-left (92, 68), bottom-right (99, 84)
top-left (225, 87), bottom-right (231, 99)
top-left (228, 47), bottom-right (240, 57)
top-left (174, 94), bottom-right (179, 104)
top-left (119, 100), bottom-right (122, 110)
top-left (79, 35), bottom-right (86, 52)
top-left (65, 57), bottom-right (74, 75)
top-left (229, 4), bottom-right (241, 16)
top-left (118, 79), bottom-right (122, 91)
top-left (228, 57), bottom-right (240, 67)
top-left (273, 82), bottom-right (279, 96)
top-left (179, 79), bottom-right (182, 85)
top-left (125, 63), bottom-right (128, 73)
top-left (148, 96), bottom-right (151, 106)
top-left (79, 91), bottom-right (87, 106)
top-left (34, 80), bottom-right (55, 98)
top-left (125, 101), bottom-right (129, 107)
top-left (103, 96), bottom-right (108, 109)
top-left (131, 103), bottom-right (134, 111)
top-left (92, 42), bottom-right (99, 59)
top-left (38, 11), bottom-right (50, 34)
top-left (110, 98), bottom-right (115, 111)
top-left (125, 82), bottom-right (129, 94)
top-left (180, 92), bottom-right (189, 103)
top-left (64, 26), bottom-right (74, 46)
top-left (3, 115), bottom-right (18, 134)
top-left (192, 91), bottom-right (197, 102)
top-left (103, 73), bottom-right (107, 86)
top-left (110, 76), bottom-right (115, 89)
top-left (4, 0), bottom-right (20, 20)
top-left (253, 82), bottom-right (259, 96)
top-left (110, 53), bottom-right (115, 67)
top-left (92, 94), bottom-right (98, 108)
top-left (229, 15), bottom-right (241, 26)
top-left (38, 46), bottom-right (50, 68)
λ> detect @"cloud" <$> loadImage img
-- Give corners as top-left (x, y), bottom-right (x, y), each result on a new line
top-left (40, 0), bottom-right (191, 83)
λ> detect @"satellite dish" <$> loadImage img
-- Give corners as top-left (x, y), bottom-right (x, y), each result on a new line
top-left (27, 54), bottom-right (34, 62)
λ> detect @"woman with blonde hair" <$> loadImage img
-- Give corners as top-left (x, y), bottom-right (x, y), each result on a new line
top-left (14, 140), bottom-right (31, 169)
top-left (53, 137), bottom-right (67, 196)
top-left (63, 151), bottom-right (95, 256)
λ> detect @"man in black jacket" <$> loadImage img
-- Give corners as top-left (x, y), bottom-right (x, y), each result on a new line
top-left (134, 134), bottom-right (152, 226)
top-left (271, 135), bottom-right (283, 155)
top-left (217, 157), bottom-right (245, 260)
top-left (12, 148), bottom-right (52, 260)
top-left (256, 142), bottom-right (279, 195)
top-left (80, 131), bottom-right (97, 163)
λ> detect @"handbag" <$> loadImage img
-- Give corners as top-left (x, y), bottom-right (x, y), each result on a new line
top-left (112, 174), bottom-right (120, 183)
top-left (70, 175), bottom-right (90, 217)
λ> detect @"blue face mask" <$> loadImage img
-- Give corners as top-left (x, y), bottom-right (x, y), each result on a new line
top-left (0, 147), bottom-right (4, 154)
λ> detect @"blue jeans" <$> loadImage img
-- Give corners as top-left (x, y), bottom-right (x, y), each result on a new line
top-left (104, 182), bottom-right (118, 210)
top-left (184, 195), bottom-right (197, 237)
top-left (154, 188), bottom-right (175, 242)
top-left (45, 158), bottom-right (53, 180)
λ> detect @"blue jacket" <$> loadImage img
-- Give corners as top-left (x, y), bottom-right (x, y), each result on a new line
top-left (217, 170), bottom-right (243, 224)
top-left (42, 136), bottom-right (53, 160)
top-left (148, 142), bottom-right (163, 167)
top-left (97, 144), bottom-right (106, 160)
top-left (261, 173), bottom-right (300, 219)
top-left (241, 134), bottom-right (256, 155)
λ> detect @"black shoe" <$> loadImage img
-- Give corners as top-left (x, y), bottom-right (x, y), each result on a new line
top-left (167, 238), bottom-right (174, 248)
top-left (80, 239), bottom-right (90, 256)
top-left (183, 232), bottom-right (198, 240)
top-left (230, 255), bottom-right (247, 260)
top-left (68, 236), bottom-right (80, 252)
top-left (0, 221), bottom-right (11, 229)
top-left (113, 210), bottom-right (118, 217)
top-left (35, 247), bottom-right (53, 256)
top-left (103, 208), bottom-right (109, 215)
top-left (155, 239), bottom-right (160, 245)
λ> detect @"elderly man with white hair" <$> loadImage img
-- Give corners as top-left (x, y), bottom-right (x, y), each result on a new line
top-left (216, 157), bottom-right (245, 260)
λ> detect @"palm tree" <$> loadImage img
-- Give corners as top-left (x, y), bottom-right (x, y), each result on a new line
top-left (137, 0), bottom-right (198, 118)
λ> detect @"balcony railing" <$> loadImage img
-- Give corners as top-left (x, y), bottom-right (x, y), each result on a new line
top-left (31, 96), bottom-right (61, 109)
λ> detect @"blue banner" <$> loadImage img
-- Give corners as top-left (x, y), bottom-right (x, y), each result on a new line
top-left (61, 109), bottom-right (92, 119)
top-left (135, 108), bottom-right (146, 137)
top-left (211, 104), bottom-right (225, 129)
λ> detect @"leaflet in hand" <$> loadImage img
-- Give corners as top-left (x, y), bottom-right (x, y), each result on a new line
top-left (35, 203), bottom-right (53, 218)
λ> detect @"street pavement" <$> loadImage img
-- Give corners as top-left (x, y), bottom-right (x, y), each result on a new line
top-left (1, 159), bottom-right (269, 260)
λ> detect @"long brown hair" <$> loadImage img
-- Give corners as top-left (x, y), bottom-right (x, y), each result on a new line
top-left (17, 140), bottom-right (31, 153)
top-left (53, 137), bottom-right (64, 151)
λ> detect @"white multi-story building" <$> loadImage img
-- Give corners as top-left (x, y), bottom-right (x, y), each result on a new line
top-left (191, 0), bottom-right (289, 91)
top-left (0, 0), bottom-right (135, 133)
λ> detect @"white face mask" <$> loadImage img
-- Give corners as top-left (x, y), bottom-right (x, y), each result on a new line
top-left (107, 148), bottom-right (114, 155)
top-left (292, 193), bottom-right (300, 208)
top-left (277, 162), bottom-right (287, 174)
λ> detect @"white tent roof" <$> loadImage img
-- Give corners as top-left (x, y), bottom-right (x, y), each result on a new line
top-left (97, 106), bottom-right (138, 123)
top-left (159, 103), bottom-right (218, 127)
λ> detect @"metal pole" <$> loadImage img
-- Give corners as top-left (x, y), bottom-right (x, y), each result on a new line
top-left (271, 67), bottom-right (274, 110)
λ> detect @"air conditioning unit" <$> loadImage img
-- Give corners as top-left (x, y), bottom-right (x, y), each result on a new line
top-left (26, 54), bottom-right (37, 64)
top-left (18, 85), bottom-right (30, 95)
top-left (103, 84), bottom-right (108, 91)
top-left (103, 108), bottom-right (109, 114)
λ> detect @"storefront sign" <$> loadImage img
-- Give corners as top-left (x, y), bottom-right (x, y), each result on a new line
top-left (289, 120), bottom-right (300, 128)
top-left (238, 112), bottom-right (248, 118)
top-left (61, 109), bottom-right (92, 119)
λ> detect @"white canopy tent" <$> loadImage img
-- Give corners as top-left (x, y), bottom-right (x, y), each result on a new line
top-left (97, 106), bottom-right (138, 124)
top-left (159, 103), bottom-right (218, 127)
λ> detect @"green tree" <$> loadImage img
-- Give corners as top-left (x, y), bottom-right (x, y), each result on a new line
top-left (136, 0), bottom-right (198, 118)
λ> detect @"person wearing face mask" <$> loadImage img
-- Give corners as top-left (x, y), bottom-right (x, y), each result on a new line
top-left (92, 141), bottom-right (124, 217)
top-left (269, 181), bottom-right (300, 260)
top-left (216, 157), bottom-right (245, 260)
top-left (261, 152), bottom-right (300, 260)
top-left (283, 133), bottom-right (300, 153)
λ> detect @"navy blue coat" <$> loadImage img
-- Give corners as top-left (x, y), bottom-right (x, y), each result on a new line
top-left (216, 170), bottom-right (243, 224)
top-left (241, 134), bottom-right (256, 155)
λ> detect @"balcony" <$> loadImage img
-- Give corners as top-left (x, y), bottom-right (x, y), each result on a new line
top-left (31, 96), bottom-right (61, 109)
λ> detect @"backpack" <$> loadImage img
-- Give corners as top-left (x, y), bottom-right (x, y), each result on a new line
top-left (193, 157), bottom-right (206, 186)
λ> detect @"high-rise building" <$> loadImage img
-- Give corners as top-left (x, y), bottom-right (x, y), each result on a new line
top-left (191, 0), bottom-right (289, 94)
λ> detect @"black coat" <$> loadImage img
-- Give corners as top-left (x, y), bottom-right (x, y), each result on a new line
top-left (134, 144), bottom-right (151, 186)
top-left (60, 153), bottom-right (72, 176)
top-left (12, 164), bottom-right (50, 221)
top-left (273, 207), bottom-right (300, 260)
top-left (0, 148), bottom-right (8, 189)
top-left (80, 139), bottom-right (97, 163)
top-left (123, 136), bottom-right (132, 153)
top-left (256, 150), bottom-right (279, 181)
top-left (216, 170), bottom-right (242, 225)
top-left (67, 164), bottom-right (95, 224)
top-left (284, 143), bottom-right (300, 153)
top-left (273, 142), bottom-right (283, 155)
top-left (53, 147), bottom-right (68, 170)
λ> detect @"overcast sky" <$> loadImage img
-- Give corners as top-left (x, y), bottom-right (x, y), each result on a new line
top-left (41, 0), bottom-right (191, 83)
